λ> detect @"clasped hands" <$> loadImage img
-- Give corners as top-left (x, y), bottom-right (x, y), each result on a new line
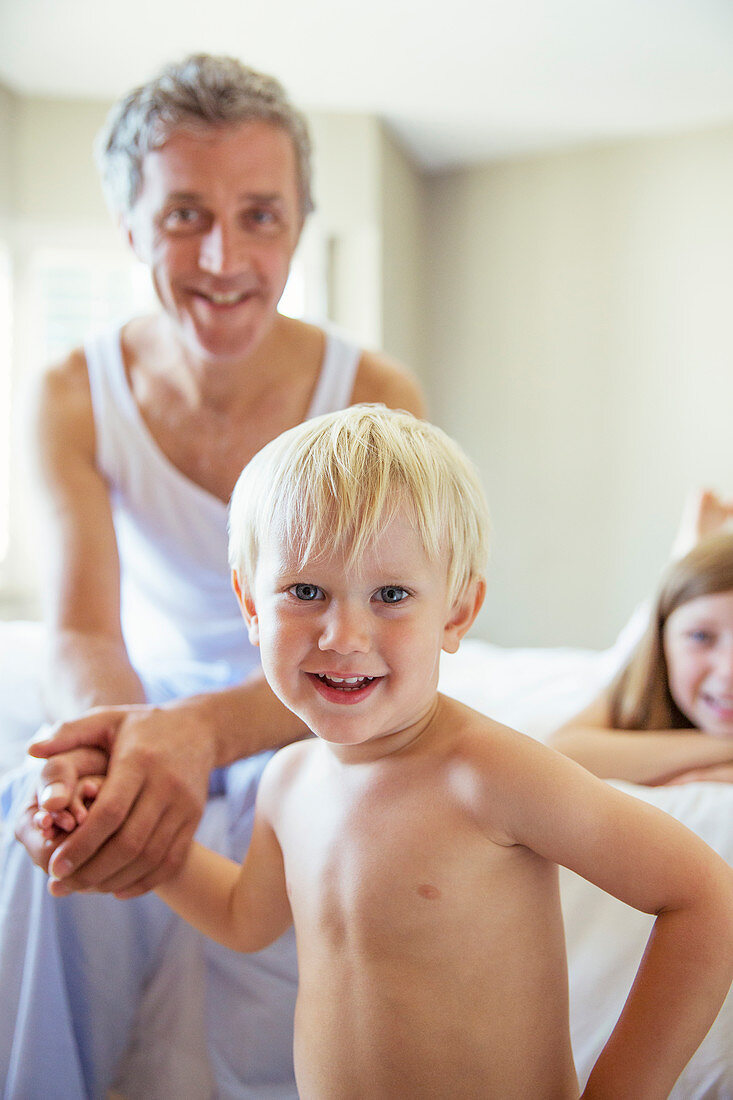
top-left (15, 704), bottom-right (213, 898)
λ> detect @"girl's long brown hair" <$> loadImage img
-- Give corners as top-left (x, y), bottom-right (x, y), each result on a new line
top-left (610, 532), bottom-right (733, 730)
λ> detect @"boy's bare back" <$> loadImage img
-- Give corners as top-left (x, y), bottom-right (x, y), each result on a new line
top-left (266, 694), bottom-right (579, 1098)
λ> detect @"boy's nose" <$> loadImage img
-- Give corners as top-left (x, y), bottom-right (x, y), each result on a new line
top-left (318, 604), bottom-right (371, 655)
top-left (199, 221), bottom-right (247, 276)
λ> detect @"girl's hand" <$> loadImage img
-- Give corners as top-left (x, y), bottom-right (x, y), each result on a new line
top-left (671, 489), bottom-right (733, 560)
top-left (665, 762), bottom-right (733, 785)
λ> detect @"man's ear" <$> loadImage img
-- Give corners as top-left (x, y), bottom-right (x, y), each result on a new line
top-left (232, 570), bottom-right (260, 647)
top-left (122, 210), bottom-right (151, 264)
top-left (442, 577), bottom-right (486, 655)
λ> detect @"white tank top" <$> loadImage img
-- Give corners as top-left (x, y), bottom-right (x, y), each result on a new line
top-left (85, 325), bottom-right (361, 688)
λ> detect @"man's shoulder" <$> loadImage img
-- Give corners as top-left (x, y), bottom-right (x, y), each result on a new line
top-left (36, 345), bottom-right (92, 420)
top-left (278, 316), bottom-right (427, 417)
top-left (351, 347), bottom-right (426, 417)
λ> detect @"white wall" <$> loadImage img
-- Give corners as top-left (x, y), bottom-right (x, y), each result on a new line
top-left (424, 126), bottom-right (733, 648)
top-left (0, 85), bottom-right (15, 220)
top-left (378, 126), bottom-right (428, 370)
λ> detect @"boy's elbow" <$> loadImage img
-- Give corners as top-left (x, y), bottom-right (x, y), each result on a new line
top-left (681, 862), bottom-right (733, 964)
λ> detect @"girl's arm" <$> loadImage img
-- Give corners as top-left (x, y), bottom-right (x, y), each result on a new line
top-left (549, 692), bottom-right (733, 785)
top-left (486, 731), bottom-right (733, 1100)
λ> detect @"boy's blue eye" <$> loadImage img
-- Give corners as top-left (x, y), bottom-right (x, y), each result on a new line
top-left (687, 629), bottom-right (713, 644)
top-left (377, 586), bottom-right (408, 604)
top-left (292, 583), bottom-right (322, 601)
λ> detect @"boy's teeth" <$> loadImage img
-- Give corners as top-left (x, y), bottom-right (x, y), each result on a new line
top-left (318, 674), bottom-right (374, 688)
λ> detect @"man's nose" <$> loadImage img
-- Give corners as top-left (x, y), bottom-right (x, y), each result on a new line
top-left (199, 220), bottom-right (247, 276)
top-left (318, 603), bottom-right (371, 655)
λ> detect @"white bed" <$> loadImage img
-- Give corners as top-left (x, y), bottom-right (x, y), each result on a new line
top-left (2, 628), bottom-right (732, 1097)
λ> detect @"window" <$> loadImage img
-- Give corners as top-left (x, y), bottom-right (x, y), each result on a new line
top-left (27, 247), bottom-right (156, 368)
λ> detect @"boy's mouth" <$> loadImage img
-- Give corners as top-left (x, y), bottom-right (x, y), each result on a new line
top-left (315, 673), bottom-right (376, 692)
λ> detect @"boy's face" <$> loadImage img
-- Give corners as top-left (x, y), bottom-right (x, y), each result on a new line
top-left (236, 510), bottom-right (482, 753)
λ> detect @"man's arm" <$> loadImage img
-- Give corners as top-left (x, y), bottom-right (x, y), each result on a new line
top-left (31, 350), bottom-right (147, 716)
top-left (18, 351), bottom-right (216, 880)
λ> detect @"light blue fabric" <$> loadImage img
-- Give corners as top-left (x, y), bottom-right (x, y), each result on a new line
top-left (0, 657), bottom-right (298, 1099)
top-left (0, 747), bottom-right (299, 1100)
top-left (1, 765), bottom-right (175, 1098)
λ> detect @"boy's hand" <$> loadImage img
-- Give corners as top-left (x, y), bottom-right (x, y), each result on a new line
top-left (14, 745), bottom-right (110, 872)
top-left (33, 775), bottom-right (105, 840)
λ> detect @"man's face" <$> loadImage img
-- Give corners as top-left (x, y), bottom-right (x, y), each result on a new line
top-left (125, 120), bottom-right (303, 363)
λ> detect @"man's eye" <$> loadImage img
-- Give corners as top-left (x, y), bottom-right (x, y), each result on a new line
top-left (164, 208), bottom-right (200, 228)
top-left (377, 586), bottom-right (408, 604)
top-left (244, 207), bottom-right (279, 231)
top-left (291, 584), bottom-right (323, 601)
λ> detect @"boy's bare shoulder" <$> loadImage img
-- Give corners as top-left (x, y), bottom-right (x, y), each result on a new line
top-left (259, 740), bottom-right (319, 803)
top-left (436, 693), bottom-right (585, 841)
top-left (438, 692), bottom-right (546, 759)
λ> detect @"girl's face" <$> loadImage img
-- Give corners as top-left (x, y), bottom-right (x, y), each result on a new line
top-left (663, 590), bottom-right (733, 737)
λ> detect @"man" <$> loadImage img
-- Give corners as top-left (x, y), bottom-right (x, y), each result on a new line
top-left (1, 53), bottom-right (424, 1097)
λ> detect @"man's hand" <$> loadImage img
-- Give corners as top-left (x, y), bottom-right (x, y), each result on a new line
top-left (28, 703), bottom-right (216, 898)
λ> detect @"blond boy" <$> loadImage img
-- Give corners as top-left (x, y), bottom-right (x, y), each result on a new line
top-left (49, 405), bottom-right (733, 1098)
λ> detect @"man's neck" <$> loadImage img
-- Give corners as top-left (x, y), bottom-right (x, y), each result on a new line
top-left (128, 311), bottom-right (312, 412)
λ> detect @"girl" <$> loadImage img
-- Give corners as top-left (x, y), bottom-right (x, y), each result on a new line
top-left (551, 529), bottom-right (733, 786)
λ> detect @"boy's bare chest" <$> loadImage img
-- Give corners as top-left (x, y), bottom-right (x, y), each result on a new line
top-left (278, 767), bottom-right (547, 953)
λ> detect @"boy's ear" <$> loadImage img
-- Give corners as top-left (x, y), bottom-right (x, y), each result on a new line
top-left (232, 570), bottom-right (260, 647)
top-left (442, 577), bottom-right (486, 655)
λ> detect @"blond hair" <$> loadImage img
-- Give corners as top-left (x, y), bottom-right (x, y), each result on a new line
top-left (228, 405), bottom-right (490, 604)
top-left (610, 532), bottom-right (733, 729)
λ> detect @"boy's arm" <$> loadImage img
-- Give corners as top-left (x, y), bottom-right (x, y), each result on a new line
top-left (134, 759), bottom-right (292, 953)
top-left (482, 730), bottom-right (733, 1100)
